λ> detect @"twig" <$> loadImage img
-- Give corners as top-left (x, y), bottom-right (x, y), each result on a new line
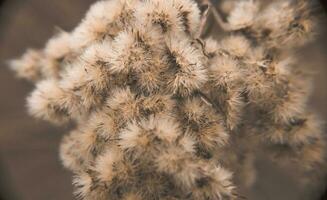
top-left (197, 3), bottom-right (211, 38)
top-left (201, 0), bottom-right (233, 31)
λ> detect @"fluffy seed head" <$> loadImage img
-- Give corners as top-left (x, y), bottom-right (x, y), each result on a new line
top-left (10, 0), bottom-right (326, 199)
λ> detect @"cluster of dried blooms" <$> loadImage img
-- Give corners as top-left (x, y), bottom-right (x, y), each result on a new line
top-left (10, 0), bottom-right (326, 199)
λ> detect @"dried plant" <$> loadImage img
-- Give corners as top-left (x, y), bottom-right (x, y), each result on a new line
top-left (10, 0), bottom-right (326, 199)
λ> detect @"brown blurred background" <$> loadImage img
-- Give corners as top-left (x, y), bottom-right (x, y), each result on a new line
top-left (0, 1), bottom-right (96, 199)
top-left (0, 0), bottom-right (326, 200)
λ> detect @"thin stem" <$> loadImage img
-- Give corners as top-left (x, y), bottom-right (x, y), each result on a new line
top-left (201, 0), bottom-right (232, 31)
top-left (197, 3), bottom-right (211, 38)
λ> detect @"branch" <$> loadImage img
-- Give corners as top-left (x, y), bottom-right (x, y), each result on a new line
top-left (200, 0), bottom-right (233, 32)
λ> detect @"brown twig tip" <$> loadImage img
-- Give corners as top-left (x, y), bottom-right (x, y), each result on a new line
top-left (201, 0), bottom-right (233, 31)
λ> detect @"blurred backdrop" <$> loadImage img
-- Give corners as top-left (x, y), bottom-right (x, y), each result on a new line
top-left (0, 0), bottom-right (326, 200)
top-left (0, 1), bottom-right (96, 199)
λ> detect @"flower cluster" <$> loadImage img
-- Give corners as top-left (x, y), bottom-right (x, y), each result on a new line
top-left (10, 0), bottom-right (326, 199)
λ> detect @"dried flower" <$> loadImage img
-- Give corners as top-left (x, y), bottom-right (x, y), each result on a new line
top-left (10, 0), bottom-right (326, 199)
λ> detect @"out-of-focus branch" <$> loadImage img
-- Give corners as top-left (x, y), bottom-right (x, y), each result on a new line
top-left (197, 3), bottom-right (210, 37)
top-left (201, 0), bottom-right (232, 31)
